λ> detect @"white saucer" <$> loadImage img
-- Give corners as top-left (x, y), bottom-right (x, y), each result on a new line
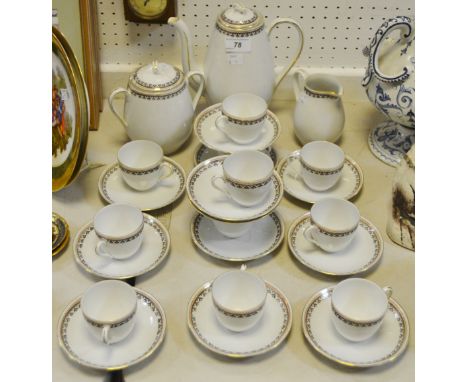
top-left (188, 281), bottom-right (292, 358)
top-left (194, 143), bottom-right (278, 166)
top-left (288, 213), bottom-right (383, 276)
top-left (191, 212), bottom-right (284, 262)
top-left (98, 158), bottom-right (185, 211)
top-left (58, 288), bottom-right (166, 370)
top-left (302, 287), bottom-right (409, 368)
top-left (277, 151), bottom-right (363, 204)
top-left (187, 156), bottom-right (283, 223)
top-left (194, 104), bottom-right (281, 153)
top-left (73, 214), bottom-right (170, 280)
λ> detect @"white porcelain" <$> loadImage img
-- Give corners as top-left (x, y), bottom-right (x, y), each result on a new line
top-left (169, 5), bottom-right (304, 103)
top-left (278, 152), bottom-right (363, 204)
top-left (293, 72), bottom-right (345, 143)
top-left (194, 144), bottom-right (277, 166)
top-left (93, 204), bottom-right (144, 260)
top-left (81, 280), bottom-right (137, 345)
top-left (108, 61), bottom-right (205, 154)
top-left (98, 159), bottom-right (185, 211)
top-left (58, 288), bottom-right (166, 370)
top-left (74, 214), bottom-right (170, 280)
top-left (291, 141), bottom-right (345, 191)
top-left (211, 150), bottom-right (274, 207)
top-left (187, 156), bottom-right (283, 222)
top-left (215, 93), bottom-right (267, 144)
top-left (195, 104), bottom-right (281, 154)
top-left (211, 219), bottom-right (252, 239)
top-left (288, 213), bottom-right (383, 276)
top-left (192, 212), bottom-right (284, 262)
top-left (188, 280), bottom-right (292, 358)
top-left (331, 278), bottom-right (393, 342)
top-left (303, 198), bottom-right (360, 253)
top-left (303, 287), bottom-right (409, 368)
top-left (118, 140), bottom-right (173, 191)
top-left (211, 266), bottom-right (267, 332)
top-left (363, 17), bottom-right (415, 166)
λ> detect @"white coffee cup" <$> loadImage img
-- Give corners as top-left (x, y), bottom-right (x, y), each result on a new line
top-left (81, 280), bottom-right (138, 345)
top-left (94, 203), bottom-right (144, 260)
top-left (211, 218), bottom-right (253, 239)
top-left (211, 265), bottom-right (267, 332)
top-left (211, 150), bottom-right (274, 207)
top-left (303, 198), bottom-right (360, 252)
top-left (291, 141), bottom-right (345, 191)
top-left (215, 93), bottom-right (267, 144)
top-left (331, 278), bottom-right (393, 342)
top-left (118, 140), bottom-right (173, 191)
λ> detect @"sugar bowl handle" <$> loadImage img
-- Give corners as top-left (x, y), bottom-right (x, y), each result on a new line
top-left (108, 87), bottom-right (130, 129)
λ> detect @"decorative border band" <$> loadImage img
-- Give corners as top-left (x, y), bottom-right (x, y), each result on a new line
top-left (214, 302), bottom-right (262, 318)
top-left (221, 13), bottom-right (258, 26)
top-left (119, 164), bottom-right (160, 176)
top-left (331, 305), bottom-right (382, 327)
top-left (216, 24), bottom-right (264, 37)
top-left (84, 311), bottom-right (136, 329)
top-left (225, 176), bottom-right (271, 189)
top-left (314, 222), bottom-right (357, 238)
top-left (133, 70), bottom-right (181, 90)
top-left (95, 226), bottom-right (143, 244)
top-left (226, 114), bottom-right (266, 126)
top-left (304, 88), bottom-right (339, 99)
top-left (129, 82), bottom-right (186, 100)
top-left (300, 159), bottom-right (343, 175)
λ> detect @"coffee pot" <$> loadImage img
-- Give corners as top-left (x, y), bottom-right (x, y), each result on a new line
top-left (169, 3), bottom-right (303, 104)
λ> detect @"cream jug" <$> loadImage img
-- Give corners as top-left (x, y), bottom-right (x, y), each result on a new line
top-left (293, 72), bottom-right (345, 144)
top-left (108, 61), bottom-right (204, 154)
top-left (169, 3), bottom-right (304, 104)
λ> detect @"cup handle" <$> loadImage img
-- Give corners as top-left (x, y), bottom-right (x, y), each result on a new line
top-left (215, 115), bottom-right (230, 137)
top-left (108, 87), bottom-right (130, 129)
top-left (240, 264), bottom-right (247, 271)
top-left (303, 224), bottom-right (321, 247)
top-left (101, 324), bottom-right (111, 345)
top-left (287, 153), bottom-right (301, 180)
top-left (158, 162), bottom-right (174, 180)
top-left (95, 240), bottom-right (115, 259)
top-left (383, 286), bottom-right (393, 299)
top-left (211, 175), bottom-right (232, 200)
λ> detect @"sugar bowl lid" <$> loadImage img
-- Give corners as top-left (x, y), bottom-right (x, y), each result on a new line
top-left (129, 61), bottom-right (185, 96)
top-left (217, 3), bottom-right (264, 34)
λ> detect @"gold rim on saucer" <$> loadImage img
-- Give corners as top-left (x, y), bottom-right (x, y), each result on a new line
top-left (190, 212), bottom-right (284, 262)
top-left (73, 214), bottom-right (170, 279)
top-left (58, 287), bottom-right (166, 371)
top-left (288, 213), bottom-right (383, 276)
top-left (302, 287), bottom-right (409, 368)
top-left (53, 229), bottom-right (70, 257)
top-left (98, 157), bottom-right (186, 212)
top-left (277, 152), bottom-right (363, 203)
top-left (187, 280), bottom-right (292, 358)
top-left (186, 155), bottom-right (283, 223)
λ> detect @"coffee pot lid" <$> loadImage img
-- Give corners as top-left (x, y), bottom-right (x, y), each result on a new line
top-left (217, 3), bottom-right (264, 34)
top-left (129, 61), bottom-right (185, 96)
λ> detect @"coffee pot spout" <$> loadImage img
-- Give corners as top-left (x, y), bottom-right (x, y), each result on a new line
top-left (168, 16), bottom-right (196, 74)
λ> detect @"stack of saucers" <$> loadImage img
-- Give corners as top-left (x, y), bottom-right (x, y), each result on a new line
top-left (52, 212), bottom-right (70, 257)
top-left (187, 150), bottom-right (284, 262)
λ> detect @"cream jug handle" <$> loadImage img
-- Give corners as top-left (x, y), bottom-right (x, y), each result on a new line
top-left (108, 87), bottom-right (130, 129)
top-left (186, 71), bottom-right (205, 110)
top-left (365, 16), bottom-right (413, 84)
top-left (267, 18), bottom-right (304, 92)
top-left (292, 69), bottom-right (306, 101)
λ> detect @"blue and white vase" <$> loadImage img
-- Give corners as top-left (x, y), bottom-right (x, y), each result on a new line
top-left (362, 16), bottom-right (415, 167)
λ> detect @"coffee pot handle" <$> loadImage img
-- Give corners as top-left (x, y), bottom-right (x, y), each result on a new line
top-left (186, 71), bottom-right (205, 110)
top-left (267, 18), bottom-right (304, 92)
top-left (108, 87), bottom-right (130, 129)
top-left (365, 16), bottom-right (413, 84)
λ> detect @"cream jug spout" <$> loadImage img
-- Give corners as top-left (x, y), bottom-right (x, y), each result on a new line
top-left (168, 17), bottom-right (196, 74)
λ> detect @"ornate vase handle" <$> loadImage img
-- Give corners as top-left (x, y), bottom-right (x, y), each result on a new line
top-left (363, 16), bottom-right (414, 85)
top-left (267, 18), bottom-right (304, 92)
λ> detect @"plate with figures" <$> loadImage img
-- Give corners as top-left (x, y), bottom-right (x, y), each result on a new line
top-left (58, 288), bottom-right (166, 370)
top-left (277, 151), bottom-right (363, 204)
top-left (194, 104), bottom-right (281, 153)
top-left (188, 280), bottom-right (292, 358)
top-left (191, 212), bottom-right (284, 262)
top-left (73, 214), bottom-right (170, 280)
top-left (302, 287), bottom-right (409, 367)
top-left (186, 156), bottom-right (283, 223)
top-left (98, 158), bottom-right (185, 211)
top-left (288, 213), bottom-right (383, 276)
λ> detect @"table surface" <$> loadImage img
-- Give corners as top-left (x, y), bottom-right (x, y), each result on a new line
top-left (52, 98), bottom-right (414, 382)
